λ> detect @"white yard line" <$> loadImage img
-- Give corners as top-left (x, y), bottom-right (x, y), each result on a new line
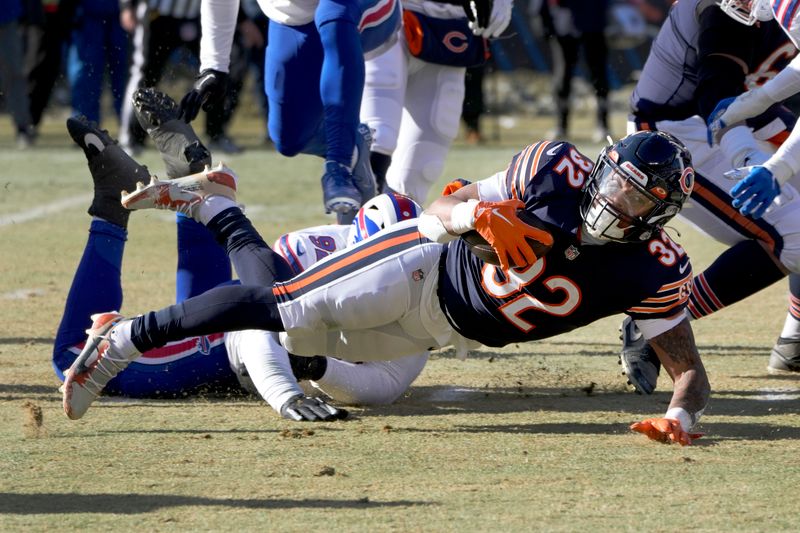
top-left (0, 194), bottom-right (91, 227)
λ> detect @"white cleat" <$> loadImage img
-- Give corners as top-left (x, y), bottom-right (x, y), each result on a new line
top-left (62, 312), bottom-right (136, 420)
top-left (121, 162), bottom-right (238, 217)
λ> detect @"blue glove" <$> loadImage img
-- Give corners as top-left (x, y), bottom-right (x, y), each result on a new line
top-left (729, 166), bottom-right (780, 218)
top-left (707, 96), bottom-right (737, 147)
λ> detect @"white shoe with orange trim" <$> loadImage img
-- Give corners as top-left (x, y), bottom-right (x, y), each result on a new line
top-left (121, 162), bottom-right (237, 217)
top-left (62, 312), bottom-right (139, 420)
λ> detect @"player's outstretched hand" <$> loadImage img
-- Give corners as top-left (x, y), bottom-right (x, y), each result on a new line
top-left (473, 199), bottom-right (554, 273)
top-left (726, 166), bottom-right (779, 219)
top-left (469, 0), bottom-right (512, 38)
top-left (630, 418), bottom-right (703, 446)
top-left (280, 395), bottom-right (349, 422)
top-left (178, 69), bottom-right (230, 123)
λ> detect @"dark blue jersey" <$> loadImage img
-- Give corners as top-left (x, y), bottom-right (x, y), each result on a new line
top-left (631, 0), bottom-right (796, 123)
top-left (439, 141), bottom-right (693, 347)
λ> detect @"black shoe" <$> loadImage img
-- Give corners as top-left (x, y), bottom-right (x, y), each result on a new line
top-left (133, 88), bottom-right (211, 178)
top-left (768, 337), bottom-right (800, 373)
top-left (619, 316), bottom-right (660, 395)
top-left (67, 116), bottom-right (150, 229)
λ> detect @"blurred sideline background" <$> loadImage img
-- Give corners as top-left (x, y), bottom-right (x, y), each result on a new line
top-left (0, 0), bottom-right (676, 151)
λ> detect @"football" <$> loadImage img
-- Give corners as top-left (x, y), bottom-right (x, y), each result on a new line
top-left (460, 210), bottom-right (554, 267)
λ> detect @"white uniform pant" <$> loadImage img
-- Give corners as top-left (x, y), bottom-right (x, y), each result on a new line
top-left (628, 116), bottom-right (800, 273)
top-left (361, 35), bottom-right (466, 203)
top-left (277, 220), bottom-right (474, 360)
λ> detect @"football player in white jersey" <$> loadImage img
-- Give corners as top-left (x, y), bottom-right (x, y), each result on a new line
top-left (227, 192), bottom-right (429, 419)
top-left (176, 0), bottom-right (496, 223)
top-left (361, 0), bottom-right (513, 203)
top-left (58, 90), bottom-right (427, 422)
top-left (700, 0), bottom-right (800, 374)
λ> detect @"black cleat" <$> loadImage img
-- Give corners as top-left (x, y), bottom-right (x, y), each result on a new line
top-left (67, 116), bottom-right (150, 229)
top-left (768, 337), bottom-right (800, 373)
top-left (618, 316), bottom-right (660, 395)
top-left (133, 88), bottom-right (211, 178)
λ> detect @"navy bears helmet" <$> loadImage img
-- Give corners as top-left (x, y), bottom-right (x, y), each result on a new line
top-left (580, 130), bottom-right (694, 243)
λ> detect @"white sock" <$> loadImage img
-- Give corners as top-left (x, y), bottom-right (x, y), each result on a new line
top-left (780, 314), bottom-right (800, 341)
top-left (195, 195), bottom-right (238, 226)
top-left (108, 319), bottom-right (141, 360)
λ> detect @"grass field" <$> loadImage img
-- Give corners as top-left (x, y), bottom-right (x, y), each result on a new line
top-left (1, 108), bottom-right (800, 532)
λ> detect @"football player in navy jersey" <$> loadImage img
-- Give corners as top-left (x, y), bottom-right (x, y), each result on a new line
top-left (62, 131), bottom-right (709, 446)
top-left (622, 0), bottom-right (800, 392)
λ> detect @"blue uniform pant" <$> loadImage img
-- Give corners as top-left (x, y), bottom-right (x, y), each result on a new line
top-left (265, 0), bottom-right (400, 164)
top-left (67, 14), bottom-right (128, 122)
top-left (53, 217), bottom-right (236, 397)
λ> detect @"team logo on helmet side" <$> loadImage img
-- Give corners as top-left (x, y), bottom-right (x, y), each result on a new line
top-left (680, 167), bottom-right (695, 195)
top-left (349, 192), bottom-right (423, 244)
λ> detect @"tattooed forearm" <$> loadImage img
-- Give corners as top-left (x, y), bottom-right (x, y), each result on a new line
top-left (650, 318), bottom-right (710, 417)
top-left (651, 319), bottom-right (699, 366)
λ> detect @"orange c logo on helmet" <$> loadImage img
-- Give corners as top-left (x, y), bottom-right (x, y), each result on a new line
top-left (680, 167), bottom-right (695, 195)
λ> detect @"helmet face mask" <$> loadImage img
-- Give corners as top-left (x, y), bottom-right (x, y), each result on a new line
top-left (348, 192), bottom-right (423, 244)
top-left (718, 0), bottom-right (774, 26)
top-left (580, 131), bottom-right (694, 243)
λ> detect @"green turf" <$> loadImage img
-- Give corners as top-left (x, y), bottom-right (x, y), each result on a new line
top-left (1, 114), bottom-right (799, 532)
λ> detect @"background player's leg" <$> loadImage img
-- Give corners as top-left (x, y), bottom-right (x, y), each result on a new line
top-left (361, 36), bottom-right (405, 193)
top-left (53, 220), bottom-right (127, 380)
top-left (265, 21), bottom-right (324, 157)
top-left (771, 273), bottom-right (800, 372)
top-left (687, 240), bottom-right (786, 319)
top-left (385, 60), bottom-right (465, 203)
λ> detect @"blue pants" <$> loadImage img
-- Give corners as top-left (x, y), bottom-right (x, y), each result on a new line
top-left (53, 216), bottom-right (236, 398)
top-left (266, 0), bottom-right (400, 165)
top-left (67, 14), bottom-right (128, 122)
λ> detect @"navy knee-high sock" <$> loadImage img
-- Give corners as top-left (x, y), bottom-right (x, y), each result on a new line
top-left (131, 285), bottom-right (285, 352)
top-left (130, 207), bottom-right (293, 352)
top-left (688, 240), bottom-right (786, 319)
top-left (206, 206), bottom-right (294, 286)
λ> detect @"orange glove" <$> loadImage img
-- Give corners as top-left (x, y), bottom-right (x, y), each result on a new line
top-left (441, 178), bottom-right (471, 196)
top-left (473, 199), bottom-right (554, 273)
top-left (630, 418), bottom-right (704, 446)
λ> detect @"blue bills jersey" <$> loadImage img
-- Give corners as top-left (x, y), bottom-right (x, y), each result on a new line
top-left (439, 141), bottom-right (693, 347)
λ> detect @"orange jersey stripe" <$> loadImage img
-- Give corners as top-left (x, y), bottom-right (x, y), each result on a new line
top-left (628, 297), bottom-right (688, 314)
top-left (273, 230), bottom-right (423, 297)
top-left (511, 143), bottom-right (538, 199)
top-left (692, 181), bottom-right (777, 251)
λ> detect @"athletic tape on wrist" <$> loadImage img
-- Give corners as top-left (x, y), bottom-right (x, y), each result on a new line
top-left (665, 407), bottom-right (694, 431)
top-left (418, 213), bottom-right (457, 243)
top-left (450, 199), bottom-right (479, 234)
